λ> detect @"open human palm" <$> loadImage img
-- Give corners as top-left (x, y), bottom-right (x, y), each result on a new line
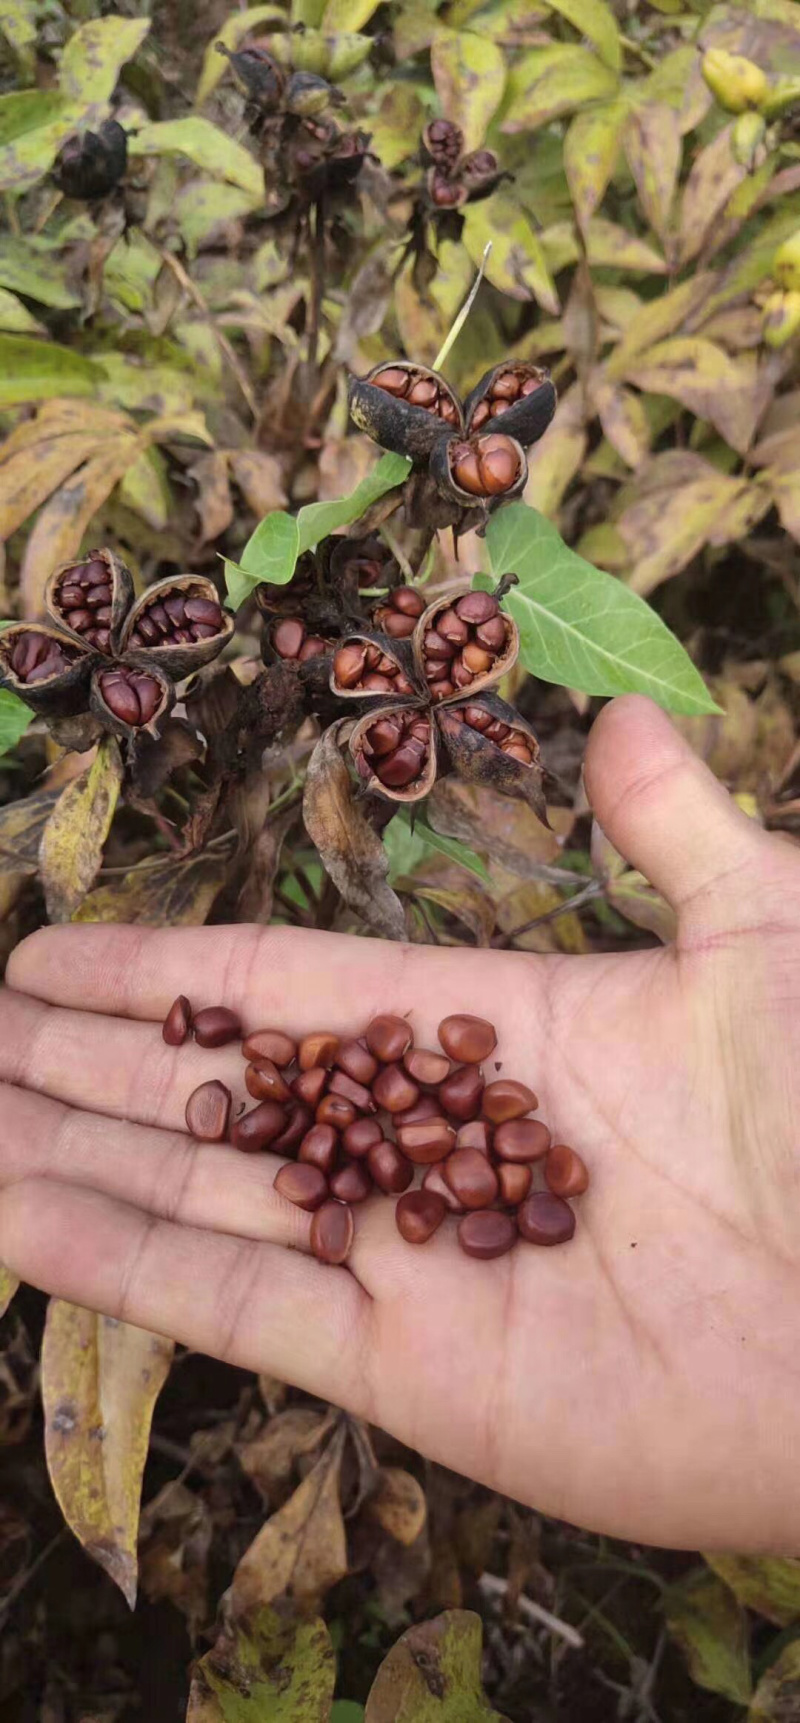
top-left (2, 696), bottom-right (799, 1552)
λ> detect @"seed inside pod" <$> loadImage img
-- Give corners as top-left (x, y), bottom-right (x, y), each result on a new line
top-left (127, 586), bottom-right (225, 649)
top-left (52, 555), bottom-right (116, 650)
top-left (7, 631), bottom-right (80, 685)
top-left (373, 586), bottom-right (426, 639)
top-left (421, 591), bottom-right (510, 703)
top-left (97, 667), bottom-right (163, 728)
top-left (332, 638), bottom-right (414, 697)
top-left (360, 710), bottom-right (432, 793)
top-left (370, 364), bottom-right (459, 425)
top-left (450, 434), bottom-right (521, 498)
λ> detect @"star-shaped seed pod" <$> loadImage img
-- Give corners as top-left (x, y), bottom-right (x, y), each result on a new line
top-left (420, 121), bottom-right (506, 209)
top-left (329, 583), bottom-right (547, 823)
top-left (0, 548), bottom-right (233, 744)
top-left (348, 359), bottom-right (556, 530)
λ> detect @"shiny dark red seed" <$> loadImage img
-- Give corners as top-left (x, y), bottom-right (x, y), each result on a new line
top-left (310, 1200), bottom-right (354, 1264)
top-left (163, 995), bottom-right (192, 1046)
top-left (193, 1006), bottom-right (241, 1048)
top-left (185, 1080), bottom-right (231, 1142)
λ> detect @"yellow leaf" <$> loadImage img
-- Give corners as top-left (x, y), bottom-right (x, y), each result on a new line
top-left (431, 29), bottom-right (507, 151)
top-left (590, 376), bottom-right (650, 469)
top-left (523, 383), bottom-right (587, 516)
top-left (195, 6), bottom-right (286, 104)
top-left (706, 1555), bottom-right (800, 1627)
top-left (19, 437), bottom-right (137, 618)
top-left (605, 274), bottom-right (715, 377)
top-left (118, 446), bottom-right (172, 530)
top-left (678, 122), bottom-right (746, 266)
top-left (540, 0), bottom-right (621, 70)
top-left (623, 101), bottom-right (681, 246)
top-left (0, 1262), bottom-right (19, 1317)
top-left (323, 0), bottom-right (382, 28)
top-left (231, 1426), bottom-right (348, 1614)
top-left (584, 217), bottom-right (667, 273)
top-left (0, 431), bottom-right (111, 541)
top-left (42, 1300), bottom-right (173, 1607)
top-left (621, 336), bottom-right (767, 454)
top-left (502, 43), bottom-right (618, 133)
top-left (129, 118), bottom-right (264, 200)
top-left (749, 1639), bottom-right (800, 1722)
top-left (58, 15), bottom-right (150, 102)
top-left (666, 1569), bottom-right (752, 1705)
top-left (617, 455), bottom-right (742, 593)
top-left (39, 737), bottom-right (123, 923)
top-left (0, 285), bottom-right (44, 334)
top-left (564, 101), bottom-right (626, 228)
top-left (607, 870), bottom-right (676, 944)
top-left (463, 191), bottom-right (559, 312)
top-left (73, 844), bottom-right (234, 925)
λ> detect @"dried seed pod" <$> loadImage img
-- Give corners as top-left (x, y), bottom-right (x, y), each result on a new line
top-left (350, 704), bottom-right (437, 805)
top-left (330, 631), bottom-right (421, 701)
top-left (422, 118), bottom-right (464, 172)
top-left (324, 129), bottom-right (371, 191)
top-left (437, 690), bottom-right (548, 825)
top-left (121, 576), bottom-right (233, 675)
top-left (90, 662), bottom-right (173, 741)
top-left (430, 432), bottom-right (527, 509)
top-left (459, 148), bottom-right (503, 201)
top-left (348, 361), bottom-right (464, 462)
top-left (426, 167), bottom-right (467, 210)
top-left (0, 624), bottom-right (92, 717)
top-left (464, 362), bottom-right (557, 450)
top-left (52, 119), bottom-right (128, 201)
top-left (413, 588), bottom-right (518, 705)
top-left (216, 41), bottom-right (286, 108)
top-left (45, 547), bottom-right (133, 657)
top-left (285, 69), bottom-right (341, 117)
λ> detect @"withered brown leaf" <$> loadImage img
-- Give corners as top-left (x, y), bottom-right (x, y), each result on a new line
top-left (303, 722), bottom-right (407, 940)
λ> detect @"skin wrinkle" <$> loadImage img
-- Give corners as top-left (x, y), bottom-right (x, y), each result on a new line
top-left (213, 1235), bottom-right (275, 1366)
top-left (114, 1208), bottom-right (160, 1330)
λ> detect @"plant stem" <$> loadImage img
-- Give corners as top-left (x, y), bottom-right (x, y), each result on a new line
top-left (433, 240), bottom-right (492, 373)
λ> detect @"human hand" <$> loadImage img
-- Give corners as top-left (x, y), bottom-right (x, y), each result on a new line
top-left (1, 695), bottom-right (799, 1553)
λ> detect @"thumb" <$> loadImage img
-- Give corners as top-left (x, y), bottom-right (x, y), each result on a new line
top-left (584, 695), bottom-right (780, 932)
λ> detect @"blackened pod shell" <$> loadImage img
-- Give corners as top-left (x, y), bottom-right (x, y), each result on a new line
top-left (89, 662), bottom-right (174, 742)
top-left (45, 547), bottom-right (134, 659)
top-left (329, 630), bottom-right (424, 702)
top-left (349, 702), bottom-right (438, 806)
top-left (120, 575), bottom-right (234, 676)
top-left (348, 361), bottom-right (464, 463)
top-left (412, 589), bottom-right (519, 706)
top-left (436, 690), bottom-right (549, 827)
top-left (463, 363), bottom-right (557, 450)
top-left (0, 624), bottom-right (94, 718)
top-left (428, 432), bottom-right (528, 509)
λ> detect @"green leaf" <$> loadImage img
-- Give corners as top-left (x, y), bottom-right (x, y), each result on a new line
top-left (225, 453), bottom-right (410, 607)
top-left (323, 0), bottom-right (381, 27)
top-left (665, 1569), bottom-right (752, 1705)
top-left (431, 29), bottom-right (507, 151)
top-left (0, 0), bottom-right (36, 66)
top-left (564, 101), bottom-right (626, 227)
top-left (331, 1706), bottom-right (366, 1723)
top-left (463, 192), bottom-right (559, 313)
top-left (0, 92), bottom-right (82, 193)
top-left (385, 810), bottom-right (490, 886)
top-left (58, 16), bottom-right (150, 103)
top-left (705, 1556), bottom-right (800, 1628)
top-left (129, 118), bottom-right (264, 199)
top-left (0, 236), bottom-right (82, 309)
top-left (192, 1605), bottom-right (335, 1721)
top-left (0, 285), bottom-right (44, 333)
top-left (486, 503), bottom-right (718, 716)
top-left (502, 43), bottom-right (619, 133)
top-left (749, 1638), bottom-right (800, 1721)
top-left (0, 336), bottom-right (101, 408)
top-left (365, 1610), bottom-right (505, 1722)
top-left (540, 0), bottom-right (621, 70)
top-left (0, 89), bottom-right (64, 149)
top-left (0, 688), bottom-right (33, 756)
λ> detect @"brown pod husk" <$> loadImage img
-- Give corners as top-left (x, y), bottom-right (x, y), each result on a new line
top-left (121, 576), bottom-right (233, 675)
top-left (0, 624), bottom-right (93, 717)
top-left (348, 361), bottom-right (464, 462)
top-left (349, 702), bottom-right (438, 806)
top-left (436, 691), bottom-right (549, 826)
top-left (428, 432), bottom-right (528, 511)
top-left (426, 166), bottom-right (468, 211)
top-left (329, 630), bottom-right (424, 702)
top-left (412, 588), bottom-right (519, 706)
top-left (90, 662), bottom-right (174, 743)
top-left (464, 363), bottom-right (557, 448)
top-left (45, 547), bottom-right (133, 657)
top-left (460, 149), bottom-right (505, 202)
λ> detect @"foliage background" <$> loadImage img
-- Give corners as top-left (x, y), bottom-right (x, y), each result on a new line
top-left (2, 0), bottom-right (800, 1717)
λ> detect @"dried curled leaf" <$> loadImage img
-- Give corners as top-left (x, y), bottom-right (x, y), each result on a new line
top-left (0, 786), bottom-right (61, 878)
top-left (231, 1423), bottom-right (349, 1615)
top-left (365, 1609), bottom-right (509, 1721)
top-left (188, 1604), bottom-right (336, 1723)
top-left (42, 1300), bottom-right (174, 1608)
top-left (39, 736), bottom-right (123, 923)
top-left (303, 722), bottom-right (407, 939)
top-left (72, 842), bottom-right (234, 925)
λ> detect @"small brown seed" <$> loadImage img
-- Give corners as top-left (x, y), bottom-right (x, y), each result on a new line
top-left (438, 1064), bottom-right (485, 1121)
top-left (444, 1146), bottom-right (498, 1209)
top-left (407, 377), bottom-right (438, 408)
top-left (382, 611), bottom-right (416, 639)
top-left (482, 1080), bottom-right (539, 1123)
top-left (438, 1013), bottom-right (497, 1064)
top-left (245, 1060), bottom-right (291, 1103)
top-left (231, 1099), bottom-right (287, 1152)
top-left (316, 1094), bottom-right (357, 1131)
top-left (392, 587), bottom-right (425, 617)
top-left (335, 1038), bottom-right (379, 1085)
top-left (343, 1117), bottom-right (383, 1157)
top-left (299, 635), bottom-right (327, 661)
top-left (451, 445), bottom-right (484, 496)
top-left (403, 1048), bottom-right (451, 1087)
top-left (273, 617), bottom-right (306, 659)
top-left (544, 1144), bottom-right (589, 1197)
top-left (455, 591), bottom-right (499, 625)
top-left (185, 1080), bottom-right (231, 1142)
top-left (458, 1210), bottom-right (516, 1259)
top-left (462, 642), bottom-right (494, 675)
top-left (365, 1014), bottom-right (413, 1062)
top-left (298, 1032), bottom-right (339, 1070)
top-left (517, 1191), bottom-right (575, 1245)
top-left (333, 642), bottom-right (368, 688)
top-left (422, 1163), bottom-right (464, 1212)
top-left (478, 435), bottom-right (520, 496)
top-left (274, 1162), bottom-right (328, 1211)
top-left (272, 1102), bottom-right (313, 1155)
top-left (394, 1095), bottom-right (444, 1126)
top-left (375, 743), bottom-right (425, 789)
top-left (365, 717), bottom-right (404, 757)
top-left (242, 1029), bottom-right (296, 1067)
top-left (310, 1200), bottom-right (354, 1265)
top-left (299, 1125), bottom-right (339, 1175)
top-left (184, 597), bottom-right (223, 626)
top-left (373, 367), bottom-right (410, 396)
top-left (494, 1119), bottom-right (551, 1163)
top-left (368, 1141), bottom-right (413, 1194)
top-left (292, 1067), bottom-right (329, 1109)
top-left (330, 1162), bottom-right (373, 1204)
top-left (395, 1190), bottom-right (447, 1244)
top-left (490, 372), bottom-right (519, 400)
top-left (163, 995), bottom-right (192, 1046)
top-left (193, 1006), bottom-right (242, 1048)
top-left (372, 1064), bottom-right (419, 1113)
top-left (475, 615), bottom-right (506, 652)
top-left (395, 1118), bottom-right (455, 1164)
top-left (497, 1162), bottom-right (532, 1206)
top-left (329, 1069), bottom-right (376, 1112)
top-left (455, 1120), bottom-right (491, 1154)
top-left (435, 607), bottom-right (469, 646)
